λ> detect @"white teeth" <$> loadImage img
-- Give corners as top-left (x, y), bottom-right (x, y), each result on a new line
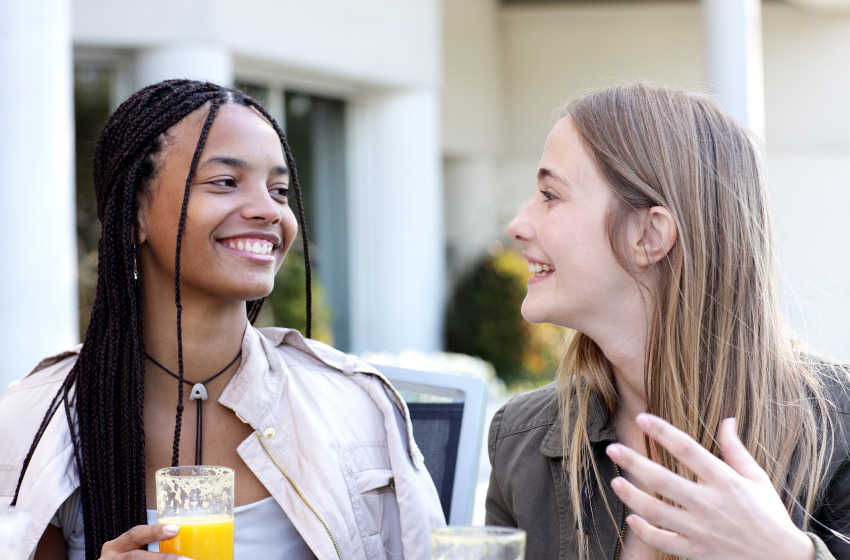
top-left (227, 239), bottom-right (273, 255)
top-left (528, 261), bottom-right (554, 275)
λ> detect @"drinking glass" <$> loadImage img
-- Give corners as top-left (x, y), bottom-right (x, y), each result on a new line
top-left (156, 466), bottom-right (235, 560)
top-left (0, 507), bottom-right (31, 560)
top-left (431, 526), bottom-right (526, 559)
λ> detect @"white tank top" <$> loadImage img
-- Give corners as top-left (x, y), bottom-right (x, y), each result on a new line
top-left (58, 493), bottom-right (315, 560)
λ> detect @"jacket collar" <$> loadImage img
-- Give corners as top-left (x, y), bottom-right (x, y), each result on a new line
top-left (217, 325), bottom-right (398, 428)
top-left (217, 324), bottom-right (278, 428)
top-left (539, 386), bottom-right (617, 459)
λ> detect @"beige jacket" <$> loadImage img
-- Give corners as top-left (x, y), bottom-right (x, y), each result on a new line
top-left (0, 325), bottom-right (445, 559)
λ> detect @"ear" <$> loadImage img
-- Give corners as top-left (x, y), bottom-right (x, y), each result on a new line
top-left (136, 192), bottom-right (149, 245)
top-left (632, 206), bottom-right (677, 268)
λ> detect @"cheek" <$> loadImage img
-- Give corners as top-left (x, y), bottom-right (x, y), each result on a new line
top-left (281, 209), bottom-right (299, 252)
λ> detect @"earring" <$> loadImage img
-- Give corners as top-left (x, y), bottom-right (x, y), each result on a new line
top-left (133, 247), bottom-right (139, 281)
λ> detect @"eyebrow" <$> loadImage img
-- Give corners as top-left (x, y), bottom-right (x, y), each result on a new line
top-left (200, 156), bottom-right (289, 177)
top-left (537, 167), bottom-right (571, 187)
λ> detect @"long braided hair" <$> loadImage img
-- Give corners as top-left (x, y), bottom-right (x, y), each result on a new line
top-left (12, 79), bottom-right (312, 559)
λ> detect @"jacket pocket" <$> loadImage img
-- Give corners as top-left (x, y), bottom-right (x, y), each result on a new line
top-left (340, 443), bottom-right (401, 560)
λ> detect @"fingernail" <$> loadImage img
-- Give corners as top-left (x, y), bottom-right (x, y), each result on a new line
top-left (162, 524), bottom-right (179, 535)
top-left (611, 477), bottom-right (623, 492)
top-left (636, 413), bottom-right (651, 429)
top-left (606, 443), bottom-right (620, 461)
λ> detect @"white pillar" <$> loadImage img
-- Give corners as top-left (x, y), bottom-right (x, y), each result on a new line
top-left (444, 157), bottom-right (500, 275)
top-left (0, 0), bottom-right (77, 388)
top-left (348, 89), bottom-right (444, 353)
top-left (130, 43), bottom-right (234, 93)
top-left (702, 0), bottom-right (765, 137)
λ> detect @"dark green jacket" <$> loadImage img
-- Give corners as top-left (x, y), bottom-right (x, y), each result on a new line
top-left (486, 372), bottom-right (850, 560)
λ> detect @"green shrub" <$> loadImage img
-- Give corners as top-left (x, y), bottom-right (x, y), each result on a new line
top-left (445, 246), bottom-right (564, 386)
top-left (257, 248), bottom-right (333, 345)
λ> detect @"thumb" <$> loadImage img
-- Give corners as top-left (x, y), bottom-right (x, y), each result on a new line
top-left (718, 417), bottom-right (767, 482)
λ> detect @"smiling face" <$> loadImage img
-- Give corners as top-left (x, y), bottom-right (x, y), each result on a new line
top-left (507, 117), bottom-right (639, 335)
top-left (137, 103), bottom-right (297, 309)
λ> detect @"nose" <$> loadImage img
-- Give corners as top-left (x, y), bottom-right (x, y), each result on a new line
top-left (507, 198), bottom-right (534, 243)
top-left (242, 183), bottom-right (282, 224)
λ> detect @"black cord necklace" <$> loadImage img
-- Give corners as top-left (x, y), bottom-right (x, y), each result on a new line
top-left (145, 350), bottom-right (242, 465)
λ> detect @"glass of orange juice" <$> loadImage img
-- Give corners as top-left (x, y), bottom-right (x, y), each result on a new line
top-left (155, 466), bottom-right (234, 560)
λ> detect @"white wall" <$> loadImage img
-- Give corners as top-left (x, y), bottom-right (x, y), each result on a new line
top-left (441, 0), bottom-right (506, 275)
top-left (73, 0), bottom-right (440, 89)
top-left (763, 3), bottom-right (850, 357)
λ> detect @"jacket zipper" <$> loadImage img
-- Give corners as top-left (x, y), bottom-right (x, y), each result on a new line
top-left (612, 462), bottom-right (628, 560)
top-left (256, 432), bottom-right (343, 560)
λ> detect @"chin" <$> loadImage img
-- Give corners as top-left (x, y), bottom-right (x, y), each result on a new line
top-left (520, 302), bottom-right (545, 325)
top-left (231, 281), bottom-right (275, 302)
top-left (521, 301), bottom-right (571, 329)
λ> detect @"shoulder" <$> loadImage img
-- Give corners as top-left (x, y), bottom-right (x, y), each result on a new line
top-left (1, 347), bottom-right (79, 404)
top-left (255, 326), bottom-right (377, 376)
top-left (251, 326), bottom-right (391, 411)
top-left (491, 382), bottom-right (559, 441)
top-left (805, 354), bottom-right (850, 413)
top-left (0, 348), bottom-right (79, 496)
top-left (793, 352), bottom-right (850, 427)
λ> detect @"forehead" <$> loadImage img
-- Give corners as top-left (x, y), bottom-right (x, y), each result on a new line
top-left (539, 117), bottom-right (592, 172)
top-left (165, 103), bottom-right (283, 160)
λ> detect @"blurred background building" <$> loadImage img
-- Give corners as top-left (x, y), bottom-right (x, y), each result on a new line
top-left (2, 0), bottom-right (850, 390)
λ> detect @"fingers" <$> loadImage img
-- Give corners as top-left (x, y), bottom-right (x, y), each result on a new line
top-left (99, 524), bottom-right (188, 559)
top-left (623, 513), bottom-right (693, 557)
top-left (633, 413), bottom-right (733, 484)
top-left (717, 417), bottom-right (769, 483)
top-left (609, 475), bottom-right (692, 536)
top-left (606, 442), bottom-right (698, 509)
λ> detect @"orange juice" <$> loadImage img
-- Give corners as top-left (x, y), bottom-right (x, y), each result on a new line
top-left (159, 515), bottom-right (234, 560)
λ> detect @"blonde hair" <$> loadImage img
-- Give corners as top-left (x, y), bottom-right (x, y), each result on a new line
top-left (557, 83), bottom-right (836, 559)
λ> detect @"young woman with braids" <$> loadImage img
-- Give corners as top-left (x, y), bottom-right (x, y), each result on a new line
top-left (485, 83), bottom-right (850, 560)
top-left (0, 79), bottom-right (444, 559)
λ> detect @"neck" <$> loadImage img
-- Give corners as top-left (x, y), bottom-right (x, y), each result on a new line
top-left (142, 287), bottom-right (248, 399)
top-left (583, 283), bottom-right (653, 424)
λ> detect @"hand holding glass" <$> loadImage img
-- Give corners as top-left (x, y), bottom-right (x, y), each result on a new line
top-left (156, 466), bottom-right (234, 560)
top-left (431, 526), bottom-right (526, 560)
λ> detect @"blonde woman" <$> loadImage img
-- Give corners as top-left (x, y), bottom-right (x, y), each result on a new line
top-left (485, 83), bottom-right (850, 560)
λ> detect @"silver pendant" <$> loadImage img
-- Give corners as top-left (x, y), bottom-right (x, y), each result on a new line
top-left (190, 383), bottom-right (208, 401)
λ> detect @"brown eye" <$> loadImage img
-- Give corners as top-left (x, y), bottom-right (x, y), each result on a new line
top-left (269, 186), bottom-right (288, 198)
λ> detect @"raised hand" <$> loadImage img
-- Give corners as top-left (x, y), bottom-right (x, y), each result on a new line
top-left (605, 414), bottom-right (815, 560)
top-left (98, 524), bottom-right (192, 560)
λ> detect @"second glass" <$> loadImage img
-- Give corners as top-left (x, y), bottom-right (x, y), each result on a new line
top-left (155, 465), bottom-right (235, 560)
top-left (431, 526), bottom-right (526, 560)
